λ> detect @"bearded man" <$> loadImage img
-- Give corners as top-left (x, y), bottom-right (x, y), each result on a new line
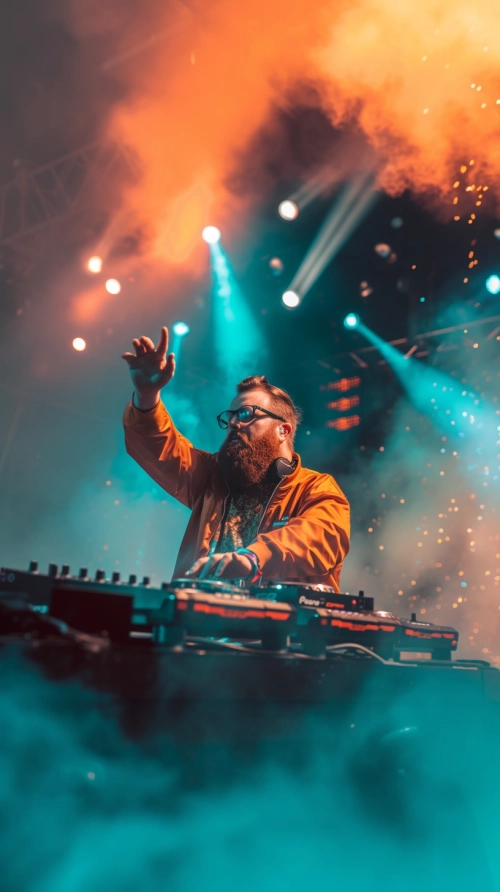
top-left (122, 327), bottom-right (350, 588)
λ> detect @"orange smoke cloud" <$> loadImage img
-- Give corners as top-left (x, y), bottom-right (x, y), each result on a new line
top-left (109, 0), bottom-right (331, 266)
top-left (315, 0), bottom-right (500, 204)
top-left (87, 0), bottom-right (500, 267)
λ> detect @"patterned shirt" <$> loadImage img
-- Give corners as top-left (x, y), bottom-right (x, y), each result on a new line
top-left (216, 483), bottom-right (276, 553)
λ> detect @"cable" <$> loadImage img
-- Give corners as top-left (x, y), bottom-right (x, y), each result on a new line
top-left (326, 642), bottom-right (390, 663)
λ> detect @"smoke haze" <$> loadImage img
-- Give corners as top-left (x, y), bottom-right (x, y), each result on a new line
top-left (62, 0), bottom-right (500, 270)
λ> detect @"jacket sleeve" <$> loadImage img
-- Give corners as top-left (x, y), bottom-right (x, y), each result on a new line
top-left (248, 482), bottom-right (350, 578)
top-left (123, 399), bottom-right (214, 509)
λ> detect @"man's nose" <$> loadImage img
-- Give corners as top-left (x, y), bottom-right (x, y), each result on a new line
top-left (228, 414), bottom-right (241, 429)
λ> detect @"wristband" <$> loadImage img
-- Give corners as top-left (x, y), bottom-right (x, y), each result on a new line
top-left (236, 548), bottom-right (262, 585)
top-left (132, 392), bottom-right (160, 413)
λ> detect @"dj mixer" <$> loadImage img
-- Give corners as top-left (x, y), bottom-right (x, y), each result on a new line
top-left (1, 560), bottom-right (458, 662)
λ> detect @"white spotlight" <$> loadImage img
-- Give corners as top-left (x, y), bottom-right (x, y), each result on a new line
top-left (282, 290), bottom-right (300, 308)
top-left (202, 226), bottom-right (221, 244)
top-left (72, 337), bottom-right (86, 351)
top-left (278, 200), bottom-right (299, 221)
top-left (105, 278), bottom-right (121, 295)
top-left (87, 256), bottom-right (103, 273)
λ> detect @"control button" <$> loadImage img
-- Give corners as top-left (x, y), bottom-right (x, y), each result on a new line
top-left (29, 560), bottom-right (38, 573)
top-left (141, 576), bottom-right (150, 586)
top-left (79, 567), bottom-right (88, 579)
top-left (61, 564), bottom-right (70, 576)
top-left (48, 563), bottom-right (58, 577)
top-left (128, 574), bottom-right (137, 585)
top-left (95, 569), bottom-right (105, 582)
top-left (112, 571), bottom-right (121, 583)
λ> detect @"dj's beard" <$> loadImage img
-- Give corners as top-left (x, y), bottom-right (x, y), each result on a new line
top-left (217, 428), bottom-right (281, 489)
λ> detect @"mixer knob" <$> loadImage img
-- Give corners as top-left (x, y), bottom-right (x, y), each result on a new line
top-left (411, 612), bottom-right (417, 622)
top-left (112, 571), bottom-right (121, 583)
top-left (61, 564), bottom-right (70, 576)
top-left (29, 560), bottom-right (38, 573)
top-left (161, 582), bottom-right (170, 590)
top-left (141, 576), bottom-right (150, 586)
top-left (48, 563), bottom-right (58, 577)
top-left (79, 567), bottom-right (88, 579)
top-left (128, 574), bottom-right (137, 585)
top-left (95, 569), bottom-right (105, 582)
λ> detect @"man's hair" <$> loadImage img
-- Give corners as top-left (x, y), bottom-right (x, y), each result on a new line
top-left (236, 375), bottom-right (302, 447)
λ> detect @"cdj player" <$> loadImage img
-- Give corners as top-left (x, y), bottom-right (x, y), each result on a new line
top-left (1, 561), bottom-right (458, 663)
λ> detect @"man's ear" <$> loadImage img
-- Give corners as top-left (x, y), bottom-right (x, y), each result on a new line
top-left (278, 422), bottom-right (292, 441)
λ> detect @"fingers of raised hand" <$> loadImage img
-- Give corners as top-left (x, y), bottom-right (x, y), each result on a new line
top-left (132, 338), bottom-right (147, 356)
top-left (121, 352), bottom-right (136, 365)
top-left (165, 353), bottom-right (176, 380)
top-left (139, 336), bottom-right (155, 352)
top-left (157, 326), bottom-right (169, 357)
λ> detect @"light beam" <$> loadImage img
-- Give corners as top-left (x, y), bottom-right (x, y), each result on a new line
top-left (285, 172), bottom-right (378, 303)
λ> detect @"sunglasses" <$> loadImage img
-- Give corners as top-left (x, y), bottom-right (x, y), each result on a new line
top-left (217, 405), bottom-right (286, 429)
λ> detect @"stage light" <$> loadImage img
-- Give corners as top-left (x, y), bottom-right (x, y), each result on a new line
top-left (344, 313), bottom-right (360, 329)
top-left (278, 200), bottom-right (298, 221)
top-left (105, 278), bottom-right (121, 294)
top-left (282, 290), bottom-right (300, 308)
top-left (202, 226), bottom-right (221, 244)
top-left (486, 275), bottom-right (500, 295)
top-left (285, 172), bottom-right (378, 304)
top-left (374, 243), bottom-right (392, 258)
top-left (172, 321), bottom-right (190, 337)
top-left (87, 256), bottom-right (102, 273)
top-left (269, 257), bottom-right (284, 276)
top-left (72, 338), bottom-right (86, 351)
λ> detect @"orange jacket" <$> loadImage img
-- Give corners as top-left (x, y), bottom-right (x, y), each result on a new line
top-left (123, 400), bottom-right (350, 591)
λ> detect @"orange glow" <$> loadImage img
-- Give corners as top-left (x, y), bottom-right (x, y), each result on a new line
top-left (321, 377), bottom-right (361, 392)
top-left (70, 0), bottom-right (500, 279)
top-left (87, 256), bottom-right (103, 273)
top-left (73, 284), bottom-right (115, 322)
top-left (326, 415), bottom-right (361, 431)
top-left (327, 395), bottom-right (360, 411)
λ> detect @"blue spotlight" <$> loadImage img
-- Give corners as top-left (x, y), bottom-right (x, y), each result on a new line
top-left (486, 275), bottom-right (500, 295)
top-left (172, 321), bottom-right (190, 337)
top-left (344, 313), bottom-right (360, 329)
top-left (202, 226), bottom-right (221, 244)
top-left (209, 241), bottom-right (267, 401)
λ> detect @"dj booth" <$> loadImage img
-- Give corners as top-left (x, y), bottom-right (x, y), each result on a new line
top-left (2, 561), bottom-right (499, 748)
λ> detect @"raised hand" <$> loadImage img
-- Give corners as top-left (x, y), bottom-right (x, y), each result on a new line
top-left (122, 326), bottom-right (175, 409)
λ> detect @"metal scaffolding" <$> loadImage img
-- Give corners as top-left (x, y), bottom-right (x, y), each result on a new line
top-left (0, 141), bottom-right (140, 252)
